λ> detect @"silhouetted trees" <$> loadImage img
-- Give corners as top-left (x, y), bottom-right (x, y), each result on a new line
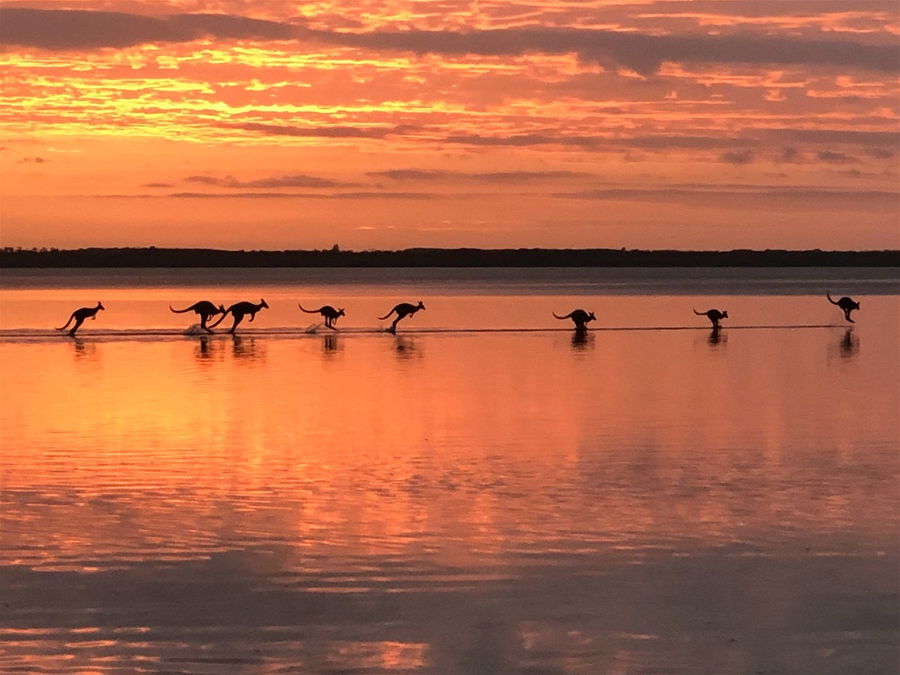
top-left (0, 247), bottom-right (896, 268)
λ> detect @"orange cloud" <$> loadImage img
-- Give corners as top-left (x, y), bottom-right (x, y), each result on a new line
top-left (0, 2), bottom-right (897, 250)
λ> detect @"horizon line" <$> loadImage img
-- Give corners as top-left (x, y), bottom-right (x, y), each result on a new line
top-left (5, 246), bottom-right (899, 254)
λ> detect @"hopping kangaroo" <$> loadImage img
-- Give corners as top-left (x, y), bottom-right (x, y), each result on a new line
top-left (57, 302), bottom-right (104, 337)
top-left (209, 299), bottom-right (269, 334)
top-left (553, 309), bottom-right (596, 330)
top-left (694, 308), bottom-right (728, 329)
top-left (299, 304), bottom-right (345, 329)
top-left (378, 301), bottom-right (425, 334)
top-left (827, 291), bottom-right (860, 323)
top-left (170, 301), bottom-right (225, 333)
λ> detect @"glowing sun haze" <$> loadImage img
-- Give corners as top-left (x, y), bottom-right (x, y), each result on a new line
top-left (1, 0), bottom-right (898, 250)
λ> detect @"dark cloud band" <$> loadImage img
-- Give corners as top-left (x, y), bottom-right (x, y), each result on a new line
top-left (554, 187), bottom-right (899, 210)
top-left (185, 174), bottom-right (352, 189)
top-left (368, 169), bottom-right (588, 182)
top-left (311, 26), bottom-right (898, 74)
top-left (0, 9), bottom-right (293, 50)
top-left (1, 8), bottom-right (896, 73)
top-left (228, 122), bottom-right (399, 139)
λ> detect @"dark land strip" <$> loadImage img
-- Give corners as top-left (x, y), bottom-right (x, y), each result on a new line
top-left (2, 247), bottom-right (898, 268)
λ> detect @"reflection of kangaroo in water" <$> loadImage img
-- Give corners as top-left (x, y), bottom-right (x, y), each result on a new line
top-left (827, 291), bottom-right (860, 323)
top-left (553, 309), bottom-right (596, 330)
top-left (197, 335), bottom-right (212, 358)
top-left (694, 308), bottom-right (728, 329)
top-left (56, 302), bottom-right (104, 337)
top-left (322, 333), bottom-right (340, 353)
top-left (170, 301), bottom-right (225, 333)
top-left (571, 329), bottom-right (594, 349)
top-left (393, 336), bottom-right (418, 358)
top-left (378, 301), bottom-right (425, 334)
top-left (708, 327), bottom-right (725, 346)
top-left (299, 304), bottom-right (345, 329)
top-left (839, 328), bottom-right (858, 357)
top-left (208, 299), bottom-right (269, 334)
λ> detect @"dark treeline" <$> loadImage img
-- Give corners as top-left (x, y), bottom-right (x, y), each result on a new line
top-left (1, 247), bottom-right (898, 268)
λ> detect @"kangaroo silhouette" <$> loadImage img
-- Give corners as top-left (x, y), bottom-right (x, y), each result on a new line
top-left (553, 309), bottom-right (596, 330)
top-left (694, 308), bottom-right (728, 329)
top-left (378, 301), bottom-right (425, 334)
top-left (208, 299), bottom-right (269, 334)
top-left (299, 304), bottom-right (345, 329)
top-left (170, 301), bottom-right (225, 333)
top-left (827, 291), bottom-right (860, 323)
top-left (56, 302), bottom-right (104, 337)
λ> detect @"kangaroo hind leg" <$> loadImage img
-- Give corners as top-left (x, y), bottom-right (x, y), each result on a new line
top-left (68, 316), bottom-right (85, 337)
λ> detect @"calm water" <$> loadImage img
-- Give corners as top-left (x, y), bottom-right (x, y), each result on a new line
top-left (1, 268), bottom-right (898, 673)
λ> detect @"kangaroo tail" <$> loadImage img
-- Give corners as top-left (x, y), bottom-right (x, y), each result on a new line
top-left (552, 312), bottom-right (572, 320)
top-left (826, 291), bottom-right (839, 305)
top-left (56, 314), bottom-right (74, 331)
top-left (693, 308), bottom-right (705, 315)
top-left (169, 305), bottom-right (192, 313)
top-left (378, 311), bottom-right (395, 320)
top-left (298, 304), bottom-right (318, 314)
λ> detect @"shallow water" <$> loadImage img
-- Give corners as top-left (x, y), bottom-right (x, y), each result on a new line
top-left (1, 268), bottom-right (898, 673)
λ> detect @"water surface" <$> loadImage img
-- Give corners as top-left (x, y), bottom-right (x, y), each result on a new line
top-left (1, 268), bottom-right (898, 673)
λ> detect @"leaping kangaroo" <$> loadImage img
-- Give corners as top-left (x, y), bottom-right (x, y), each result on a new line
top-left (827, 291), bottom-right (860, 323)
top-left (694, 308), bottom-right (728, 329)
top-left (378, 301), bottom-right (425, 334)
top-left (208, 299), bottom-right (269, 334)
top-left (299, 304), bottom-right (345, 329)
top-left (56, 302), bottom-right (104, 337)
top-left (553, 309), bottom-right (596, 330)
top-left (170, 301), bottom-right (226, 333)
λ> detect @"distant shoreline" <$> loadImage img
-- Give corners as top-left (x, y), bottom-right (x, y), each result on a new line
top-left (1, 247), bottom-right (898, 268)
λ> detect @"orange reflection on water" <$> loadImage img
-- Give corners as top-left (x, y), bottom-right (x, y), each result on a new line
top-left (2, 304), bottom-right (897, 570)
top-left (1, 297), bottom-right (898, 672)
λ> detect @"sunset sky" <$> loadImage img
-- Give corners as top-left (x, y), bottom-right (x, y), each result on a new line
top-left (1, 1), bottom-right (898, 250)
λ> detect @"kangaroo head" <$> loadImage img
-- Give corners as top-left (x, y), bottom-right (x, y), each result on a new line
top-left (338, 308), bottom-right (346, 317)
top-left (417, 301), bottom-right (425, 310)
top-left (260, 298), bottom-right (269, 309)
top-left (217, 304), bottom-right (226, 313)
top-left (97, 301), bottom-right (105, 311)
top-left (721, 310), bottom-right (728, 318)
top-left (588, 312), bottom-right (596, 321)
